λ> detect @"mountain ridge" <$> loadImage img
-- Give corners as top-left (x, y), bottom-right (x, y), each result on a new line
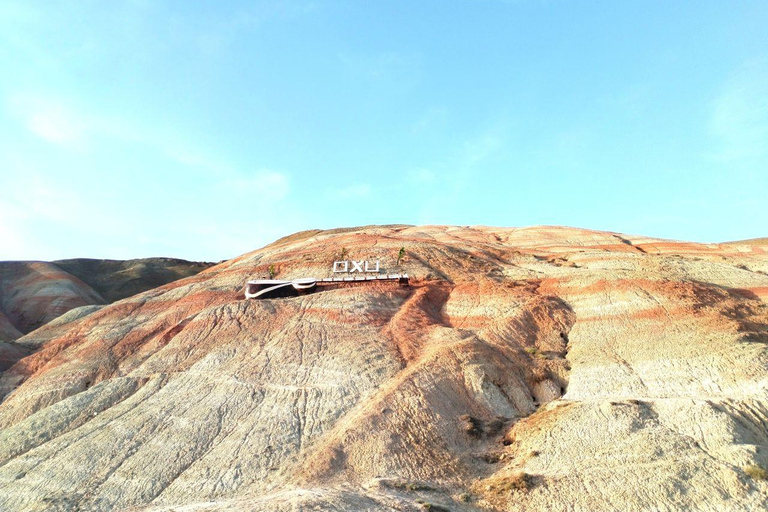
top-left (0, 257), bottom-right (213, 339)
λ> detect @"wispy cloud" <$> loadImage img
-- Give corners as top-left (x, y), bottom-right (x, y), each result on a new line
top-left (338, 50), bottom-right (422, 87)
top-left (0, 201), bottom-right (37, 259)
top-left (26, 110), bottom-right (84, 148)
top-left (5, 91), bottom-right (236, 177)
top-left (327, 183), bottom-right (372, 199)
top-left (411, 107), bottom-right (448, 134)
top-left (0, 173), bottom-right (99, 259)
top-left (1, 89), bottom-right (301, 260)
top-left (460, 122), bottom-right (513, 168)
top-left (407, 167), bottom-right (436, 185)
top-left (223, 170), bottom-right (291, 202)
top-left (603, 83), bottom-right (651, 118)
top-left (708, 59), bottom-right (768, 162)
top-left (7, 95), bottom-right (89, 150)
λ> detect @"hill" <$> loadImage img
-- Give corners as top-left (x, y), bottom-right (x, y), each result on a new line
top-left (0, 225), bottom-right (766, 511)
top-left (0, 258), bottom-right (213, 342)
top-left (725, 237), bottom-right (768, 247)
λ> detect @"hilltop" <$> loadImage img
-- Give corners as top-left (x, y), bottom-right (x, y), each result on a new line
top-left (0, 225), bottom-right (766, 511)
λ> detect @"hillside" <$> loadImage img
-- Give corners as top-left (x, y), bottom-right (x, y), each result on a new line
top-left (0, 225), bottom-right (766, 511)
top-left (0, 258), bottom-right (213, 342)
top-left (725, 237), bottom-right (768, 247)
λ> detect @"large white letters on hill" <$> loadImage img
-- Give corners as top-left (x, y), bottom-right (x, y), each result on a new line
top-left (333, 260), bottom-right (380, 273)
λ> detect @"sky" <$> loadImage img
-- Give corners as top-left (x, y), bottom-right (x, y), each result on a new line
top-left (0, 1), bottom-right (766, 261)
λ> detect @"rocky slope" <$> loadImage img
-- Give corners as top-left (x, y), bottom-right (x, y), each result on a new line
top-left (0, 225), bottom-right (766, 511)
top-left (0, 258), bottom-right (213, 341)
top-left (52, 258), bottom-right (214, 304)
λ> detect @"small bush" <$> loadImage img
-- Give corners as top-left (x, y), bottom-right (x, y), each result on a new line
top-left (397, 246), bottom-right (406, 265)
top-left (406, 482), bottom-right (436, 491)
top-left (487, 472), bottom-right (535, 495)
top-left (459, 414), bottom-right (482, 437)
top-left (379, 479), bottom-right (436, 492)
top-left (420, 503), bottom-right (450, 512)
top-left (745, 465), bottom-right (768, 480)
top-left (508, 472), bottom-right (534, 492)
top-left (268, 264), bottom-right (276, 279)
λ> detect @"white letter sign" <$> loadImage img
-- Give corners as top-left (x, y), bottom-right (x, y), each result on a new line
top-left (332, 259), bottom-right (381, 273)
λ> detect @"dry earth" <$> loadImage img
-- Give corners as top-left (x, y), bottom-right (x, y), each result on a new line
top-left (0, 225), bottom-right (766, 511)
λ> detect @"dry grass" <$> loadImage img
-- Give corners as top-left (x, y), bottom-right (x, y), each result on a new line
top-left (415, 500), bottom-right (450, 511)
top-left (486, 471), bottom-right (535, 495)
top-left (744, 465), bottom-right (768, 480)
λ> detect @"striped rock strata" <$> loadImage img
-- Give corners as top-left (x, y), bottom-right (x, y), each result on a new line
top-left (0, 258), bottom-right (213, 341)
top-left (0, 225), bottom-right (766, 511)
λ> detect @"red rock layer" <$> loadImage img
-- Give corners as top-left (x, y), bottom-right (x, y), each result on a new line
top-left (0, 225), bottom-right (765, 512)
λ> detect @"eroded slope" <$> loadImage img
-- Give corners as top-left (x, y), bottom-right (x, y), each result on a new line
top-left (0, 225), bottom-right (766, 511)
top-left (0, 258), bottom-right (213, 344)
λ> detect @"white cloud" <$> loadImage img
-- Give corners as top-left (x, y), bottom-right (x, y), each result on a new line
top-left (24, 175), bottom-right (87, 223)
top-left (27, 111), bottom-right (81, 147)
top-left (338, 51), bottom-right (421, 86)
top-left (224, 171), bottom-right (291, 202)
top-left (411, 107), bottom-right (448, 133)
top-left (8, 95), bottom-right (89, 150)
top-left (328, 183), bottom-right (372, 199)
top-left (708, 60), bottom-right (768, 162)
top-left (0, 176), bottom-right (91, 260)
top-left (407, 168), bottom-right (436, 184)
top-left (464, 130), bottom-right (504, 166)
top-left (0, 201), bottom-right (34, 259)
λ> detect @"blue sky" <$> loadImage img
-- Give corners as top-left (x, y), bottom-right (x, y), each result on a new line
top-left (1, 1), bottom-right (766, 261)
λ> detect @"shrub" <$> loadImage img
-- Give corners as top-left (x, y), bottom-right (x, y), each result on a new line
top-left (420, 503), bottom-right (450, 511)
top-left (397, 246), bottom-right (406, 265)
top-left (406, 482), bottom-right (435, 491)
top-left (459, 414), bottom-right (482, 437)
top-left (745, 465), bottom-right (768, 480)
top-left (507, 472), bottom-right (534, 492)
top-left (268, 264), bottom-right (276, 279)
top-left (487, 472), bottom-right (535, 494)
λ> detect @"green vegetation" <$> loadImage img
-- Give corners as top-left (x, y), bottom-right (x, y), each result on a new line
top-left (507, 472), bottom-right (535, 492)
top-left (397, 246), bottom-right (406, 265)
top-left (457, 492), bottom-right (472, 502)
top-left (380, 479), bottom-right (436, 492)
top-left (406, 482), bottom-right (436, 491)
top-left (340, 247), bottom-right (348, 260)
top-left (459, 414), bottom-right (482, 437)
top-left (487, 472), bottom-right (535, 495)
top-left (268, 264), bottom-right (276, 279)
top-left (745, 465), bottom-right (768, 480)
top-left (418, 502), bottom-right (450, 511)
